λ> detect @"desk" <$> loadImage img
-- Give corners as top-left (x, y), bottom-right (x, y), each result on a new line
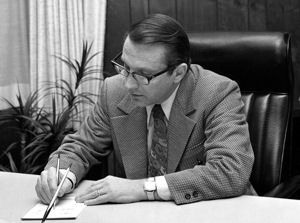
top-left (1, 172), bottom-right (300, 223)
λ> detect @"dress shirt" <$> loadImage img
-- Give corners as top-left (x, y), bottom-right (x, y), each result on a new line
top-left (60, 169), bottom-right (76, 189)
top-left (146, 84), bottom-right (180, 200)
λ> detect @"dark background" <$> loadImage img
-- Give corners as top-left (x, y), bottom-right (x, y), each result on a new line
top-left (102, 0), bottom-right (300, 176)
top-left (103, 0), bottom-right (300, 113)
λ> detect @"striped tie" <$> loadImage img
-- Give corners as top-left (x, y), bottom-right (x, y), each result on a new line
top-left (148, 104), bottom-right (168, 177)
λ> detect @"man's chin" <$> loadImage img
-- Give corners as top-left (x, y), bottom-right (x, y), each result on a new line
top-left (133, 101), bottom-right (147, 107)
top-left (130, 95), bottom-right (148, 107)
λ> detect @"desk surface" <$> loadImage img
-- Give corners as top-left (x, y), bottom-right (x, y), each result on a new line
top-left (1, 172), bottom-right (300, 223)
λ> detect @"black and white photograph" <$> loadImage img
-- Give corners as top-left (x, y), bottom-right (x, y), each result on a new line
top-left (1, 1), bottom-right (300, 222)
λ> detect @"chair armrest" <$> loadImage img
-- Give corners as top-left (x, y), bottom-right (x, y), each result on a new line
top-left (264, 175), bottom-right (300, 198)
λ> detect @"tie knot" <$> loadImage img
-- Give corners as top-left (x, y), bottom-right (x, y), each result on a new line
top-left (152, 104), bottom-right (165, 119)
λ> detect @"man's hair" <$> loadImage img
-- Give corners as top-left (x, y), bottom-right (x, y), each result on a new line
top-left (125, 14), bottom-right (191, 71)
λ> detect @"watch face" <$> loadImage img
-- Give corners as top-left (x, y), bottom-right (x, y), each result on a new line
top-left (145, 181), bottom-right (156, 191)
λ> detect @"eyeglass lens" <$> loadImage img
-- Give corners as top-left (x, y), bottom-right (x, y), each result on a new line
top-left (113, 64), bottom-right (149, 85)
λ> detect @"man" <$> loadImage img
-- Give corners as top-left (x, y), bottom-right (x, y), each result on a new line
top-left (35, 14), bottom-right (256, 205)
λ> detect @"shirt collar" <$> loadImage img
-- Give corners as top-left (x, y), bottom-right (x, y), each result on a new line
top-left (146, 84), bottom-right (180, 124)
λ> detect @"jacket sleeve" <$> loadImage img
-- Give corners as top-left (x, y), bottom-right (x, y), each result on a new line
top-left (45, 80), bottom-right (113, 183)
top-left (165, 79), bottom-right (254, 204)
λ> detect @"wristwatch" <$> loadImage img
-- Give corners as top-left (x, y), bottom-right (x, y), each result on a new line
top-left (143, 177), bottom-right (156, 200)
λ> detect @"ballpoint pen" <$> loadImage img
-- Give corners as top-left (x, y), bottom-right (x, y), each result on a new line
top-left (54, 153), bottom-right (60, 209)
top-left (56, 153), bottom-right (60, 186)
top-left (41, 163), bottom-right (72, 223)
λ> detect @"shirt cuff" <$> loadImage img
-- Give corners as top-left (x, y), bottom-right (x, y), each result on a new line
top-left (60, 169), bottom-right (77, 189)
top-left (155, 176), bottom-right (171, 200)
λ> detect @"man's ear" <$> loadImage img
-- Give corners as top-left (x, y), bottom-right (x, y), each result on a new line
top-left (173, 63), bottom-right (188, 83)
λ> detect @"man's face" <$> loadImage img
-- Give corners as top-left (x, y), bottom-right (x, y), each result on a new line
top-left (121, 37), bottom-right (179, 107)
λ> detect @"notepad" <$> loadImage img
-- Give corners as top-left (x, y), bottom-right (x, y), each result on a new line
top-left (21, 196), bottom-right (86, 220)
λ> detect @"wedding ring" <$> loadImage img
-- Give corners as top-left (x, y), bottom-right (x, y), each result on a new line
top-left (96, 189), bottom-right (101, 197)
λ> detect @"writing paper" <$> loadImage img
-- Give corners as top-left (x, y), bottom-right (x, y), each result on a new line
top-left (22, 196), bottom-right (86, 220)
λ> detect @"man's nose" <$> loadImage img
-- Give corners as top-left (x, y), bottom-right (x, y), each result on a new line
top-left (124, 74), bottom-right (139, 90)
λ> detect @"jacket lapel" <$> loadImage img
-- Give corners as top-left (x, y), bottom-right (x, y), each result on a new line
top-left (167, 73), bottom-right (197, 173)
top-left (110, 95), bottom-right (148, 179)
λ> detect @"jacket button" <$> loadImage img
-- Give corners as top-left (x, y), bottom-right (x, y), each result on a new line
top-left (192, 191), bottom-right (199, 198)
top-left (185, 193), bottom-right (191, 200)
top-left (197, 159), bottom-right (203, 165)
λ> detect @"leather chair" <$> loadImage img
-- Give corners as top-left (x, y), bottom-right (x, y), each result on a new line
top-left (188, 32), bottom-right (300, 198)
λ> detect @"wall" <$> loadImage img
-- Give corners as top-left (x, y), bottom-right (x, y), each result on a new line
top-left (103, 0), bottom-right (300, 111)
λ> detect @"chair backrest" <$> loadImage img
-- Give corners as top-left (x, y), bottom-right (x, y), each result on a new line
top-left (188, 32), bottom-right (294, 195)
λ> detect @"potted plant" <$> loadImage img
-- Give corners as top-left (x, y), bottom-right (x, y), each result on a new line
top-left (0, 41), bottom-right (103, 174)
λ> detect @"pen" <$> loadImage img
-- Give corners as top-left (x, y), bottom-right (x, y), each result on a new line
top-left (56, 153), bottom-right (60, 186)
top-left (41, 163), bottom-right (72, 223)
top-left (54, 153), bottom-right (60, 209)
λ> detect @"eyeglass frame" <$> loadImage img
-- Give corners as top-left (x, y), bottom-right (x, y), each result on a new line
top-left (110, 51), bottom-right (175, 85)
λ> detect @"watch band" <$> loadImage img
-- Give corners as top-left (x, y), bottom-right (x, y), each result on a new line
top-left (146, 191), bottom-right (155, 200)
top-left (144, 177), bottom-right (156, 200)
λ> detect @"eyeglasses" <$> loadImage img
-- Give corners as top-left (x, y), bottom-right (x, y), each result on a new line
top-left (110, 51), bottom-right (173, 85)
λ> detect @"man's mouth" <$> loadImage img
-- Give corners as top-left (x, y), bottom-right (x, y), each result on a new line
top-left (131, 93), bottom-right (142, 97)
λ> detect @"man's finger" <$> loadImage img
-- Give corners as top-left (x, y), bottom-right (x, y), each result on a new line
top-left (89, 183), bottom-right (104, 193)
top-left (40, 171), bottom-right (52, 203)
top-left (75, 185), bottom-right (105, 203)
top-left (75, 190), bottom-right (98, 203)
top-left (80, 180), bottom-right (105, 199)
top-left (35, 177), bottom-right (48, 204)
top-left (75, 182), bottom-right (100, 199)
top-left (47, 168), bottom-right (58, 196)
top-left (84, 194), bottom-right (109, 206)
top-left (90, 178), bottom-right (105, 187)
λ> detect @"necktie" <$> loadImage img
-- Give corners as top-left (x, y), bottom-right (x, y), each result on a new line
top-left (148, 104), bottom-right (168, 177)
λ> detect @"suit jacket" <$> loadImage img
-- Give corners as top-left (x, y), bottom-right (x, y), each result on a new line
top-left (46, 64), bottom-right (255, 204)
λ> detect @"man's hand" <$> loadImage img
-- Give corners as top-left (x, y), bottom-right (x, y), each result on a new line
top-left (35, 167), bottom-right (73, 204)
top-left (75, 176), bottom-right (147, 205)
